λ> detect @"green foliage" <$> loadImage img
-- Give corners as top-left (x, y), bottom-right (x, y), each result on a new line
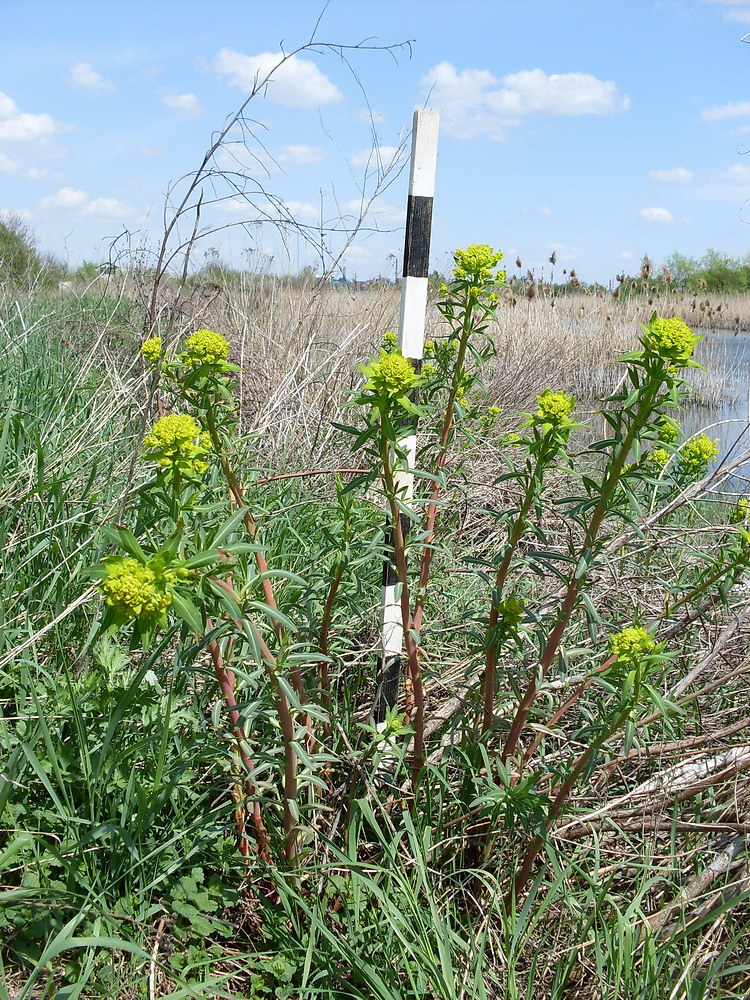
top-left (0, 215), bottom-right (66, 289)
top-left (660, 248), bottom-right (750, 293)
top-left (2, 270), bottom-right (750, 996)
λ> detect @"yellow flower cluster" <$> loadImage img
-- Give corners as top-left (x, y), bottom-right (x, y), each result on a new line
top-left (731, 497), bottom-right (750, 525)
top-left (680, 433), bottom-right (719, 477)
top-left (143, 413), bottom-right (211, 476)
top-left (382, 330), bottom-right (398, 350)
top-left (369, 350), bottom-right (417, 396)
top-left (480, 405), bottom-right (502, 430)
top-left (141, 337), bottom-right (162, 365)
top-left (610, 626), bottom-right (655, 662)
top-left (101, 557), bottom-right (173, 620)
top-left (452, 244), bottom-right (504, 283)
top-left (643, 316), bottom-right (697, 365)
top-left (183, 329), bottom-right (230, 366)
top-left (536, 389), bottom-right (575, 424)
top-left (657, 418), bottom-right (681, 444)
top-left (648, 448), bottom-right (670, 469)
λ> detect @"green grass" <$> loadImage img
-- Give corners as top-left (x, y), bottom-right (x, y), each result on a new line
top-left (2, 295), bottom-right (750, 998)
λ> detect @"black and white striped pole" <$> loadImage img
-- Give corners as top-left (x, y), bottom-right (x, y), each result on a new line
top-left (374, 109), bottom-right (439, 723)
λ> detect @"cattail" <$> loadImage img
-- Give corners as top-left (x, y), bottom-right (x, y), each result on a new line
top-left (640, 255), bottom-right (652, 281)
top-left (569, 269), bottom-right (580, 288)
top-left (549, 251), bottom-right (557, 265)
top-left (515, 257), bottom-right (522, 269)
top-left (527, 280), bottom-right (538, 300)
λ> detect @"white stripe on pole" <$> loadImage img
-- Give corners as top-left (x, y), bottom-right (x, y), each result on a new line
top-left (375, 109), bottom-right (439, 722)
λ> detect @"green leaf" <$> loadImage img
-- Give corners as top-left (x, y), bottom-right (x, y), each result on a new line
top-left (171, 592), bottom-right (203, 635)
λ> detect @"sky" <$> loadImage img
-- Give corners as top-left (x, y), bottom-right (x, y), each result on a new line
top-left (3, 0), bottom-right (750, 283)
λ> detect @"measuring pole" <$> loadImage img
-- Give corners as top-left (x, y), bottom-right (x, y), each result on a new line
top-left (374, 109), bottom-right (439, 722)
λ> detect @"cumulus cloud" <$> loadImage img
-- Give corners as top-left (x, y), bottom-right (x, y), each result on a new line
top-left (41, 187), bottom-right (88, 210)
top-left (618, 251), bottom-right (634, 260)
top-left (69, 62), bottom-right (115, 94)
top-left (350, 145), bottom-right (403, 169)
top-left (161, 92), bottom-right (202, 116)
top-left (420, 63), bottom-right (630, 139)
top-left (279, 144), bottom-right (326, 165)
top-left (341, 245), bottom-right (373, 259)
top-left (0, 152), bottom-right (18, 172)
top-left (85, 196), bottom-right (130, 218)
top-left (702, 100), bottom-right (750, 121)
top-left (213, 49), bottom-right (342, 107)
top-left (720, 163), bottom-right (750, 181)
top-left (651, 167), bottom-right (693, 182)
top-left (41, 186), bottom-right (129, 218)
top-left (639, 207), bottom-right (674, 223)
top-left (702, 0), bottom-right (750, 24)
top-left (278, 200), bottom-right (319, 223)
top-left (0, 92), bottom-right (60, 143)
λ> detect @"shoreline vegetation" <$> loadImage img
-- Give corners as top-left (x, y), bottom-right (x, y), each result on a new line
top-left (2, 258), bottom-right (750, 998)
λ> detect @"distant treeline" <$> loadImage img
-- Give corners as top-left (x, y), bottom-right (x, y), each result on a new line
top-left (4, 213), bottom-right (750, 297)
top-left (620, 250), bottom-right (750, 295)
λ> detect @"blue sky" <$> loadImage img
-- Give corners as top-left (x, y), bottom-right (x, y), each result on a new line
top-left (3, 0), bottom-right (750, 282)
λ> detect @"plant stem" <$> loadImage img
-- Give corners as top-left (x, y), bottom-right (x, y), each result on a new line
top-left (206, 620), bottom-right (270, 861)
top-left (481, 454), bottom-right (545, 735)
top-left (411, 290), bottom-right (476, 639)
top-left (379, 431), bottom-right (424, 792)
top-left (204, 399), bottom-right (310, 707)
top-left (500, 378), bottom-right (662, 764)
top-left (318, 561), bottom-right (343, 735)
top-left (212, 578), bottom-right (300, 862)
top-left (509, 704), bottom-right (632, 904)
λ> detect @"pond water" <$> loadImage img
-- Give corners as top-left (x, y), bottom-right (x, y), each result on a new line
top-left (681, 330), bottom-right (750, 490)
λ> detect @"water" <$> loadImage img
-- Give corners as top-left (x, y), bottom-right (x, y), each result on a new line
top-left (681, 330), bottom-right (750, 490)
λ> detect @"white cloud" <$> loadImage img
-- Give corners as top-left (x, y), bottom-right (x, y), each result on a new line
top-left (719, 163), bottom-right (750, 181)
top-left (350, 145), bottom-right (403, 168)
top-left (341, 245), bottom-right (372, 259)
top-left (639, 207), bottom-right (674, 223)
top-left (278, 200), bottom-right (319, 223)
top-left (161, 92), bottom-right (202, 116)
top-left (0, 92), bottom-right (60, 143)
top-left (40, 186), bottom-right (129, 218)
top-left (69, 62), bottom-right (115, 94)
top-left (651, 167), bottom-right (693, 182)
top-left (84, 196), bottom-right (129, 218)
top-left (420, 63), bottom-right (629, 140)
top-left (213, 49), bottom-right (342, 107)
top-left (702, 1), bottom-right (750, 24)
top-left (701, 100), bottom-right (750, 121)
top-left (618, 252), bottom-right (634, 260)
top-left (0, 152), bottom-right (18, 172)
top-left (41, 187), bottom-right (89, 209)
top-left (537, 205), bottom-right (552, 215)
top-left (279, 144), bottom-right (325, 165)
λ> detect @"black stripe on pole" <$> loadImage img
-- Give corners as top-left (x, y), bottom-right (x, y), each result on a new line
top-left (402, 195), bottom-right (433, 278)
top-left (382, 525), bottom-right (398, 588)
top-left (374, 655), bottom-right (402, 723)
